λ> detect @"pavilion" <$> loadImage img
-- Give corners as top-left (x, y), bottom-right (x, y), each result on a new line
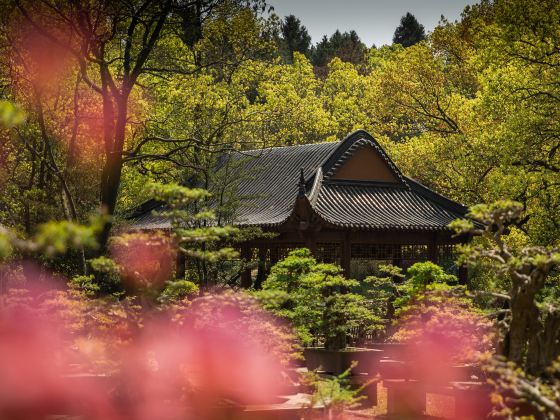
top-left (130, 130), bottom-right (471, 286)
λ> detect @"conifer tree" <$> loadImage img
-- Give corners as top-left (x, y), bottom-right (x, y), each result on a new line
top-left (281, 15), bottom-right (311, 61)
top-left (393, 12), bottom-right (426, 47)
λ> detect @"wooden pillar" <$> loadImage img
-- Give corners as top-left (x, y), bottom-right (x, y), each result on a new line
top-left (240, 246), bottom-right (252, 288)
top-left (428, 238), bottom-right (438, 264)
top-left (254, 247), bottom-right (267, 290)
top-left (175, 252), bottom-right (186, 280)
top-left (305, 232), bottom-right (317, 258)
top-left (341, 232), bottom-right (351, 277)
top-left (270, 246), bottom-right (279, 266)
top-left (458, 264), bottom-right (468, 285)
top-left (392, 244), bottom-right (402, 268)
top-left (458, 234), bottom-right (471, 285)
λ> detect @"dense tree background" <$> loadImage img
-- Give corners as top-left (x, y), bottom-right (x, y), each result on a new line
top-left (1, 0), bottom-right (558, 254)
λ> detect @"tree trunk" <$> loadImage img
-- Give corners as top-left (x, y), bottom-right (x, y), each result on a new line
top-left (507, 299), bottom-right (529, 364)
top-left (98, 92), bottom-right (129, 251)
top-left (527, 308), bottom-right (560, 375)
top-left (507, 290), bottom-right (537, 365)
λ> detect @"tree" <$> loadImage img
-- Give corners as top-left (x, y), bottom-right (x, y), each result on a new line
top-left (2, 0), bottom-right (271, 255)
top-left (2, 0), bottom-right (174, 252)
top-left (451, 201), bottom-right (560, 374)
top-left (311, 30), bottom-right (367, 69)
top-left (256, 249), bottom-right (379, 350)
top-left (280, 15), bottom-right (311, 62)
top-left (372, 0), bottom-right (560, 244)
top-left (452, 200), bottom-right (560, 418)
top-left (392, 12), bottom-right (425, 47)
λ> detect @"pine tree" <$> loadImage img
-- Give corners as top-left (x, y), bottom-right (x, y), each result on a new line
top-left (393, 12), bottom-right (426, 47)
top-left (311, 30), bottom-right (366, 67)
top-left (281, 15), bottom-right (311, 62)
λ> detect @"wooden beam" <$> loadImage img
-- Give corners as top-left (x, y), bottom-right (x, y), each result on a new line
top-left (392, 244), bottom-right (402, 268)
top-left (342, 232), bottom-right (351, 277)
top-left (458, 264), bottom-right (468, 285)
top-left (270, 246), bottom-right (279, 266)
top-left (305, 232), bottom-right (317, 257)
top-left (243, 229), bottom-right (461, 248)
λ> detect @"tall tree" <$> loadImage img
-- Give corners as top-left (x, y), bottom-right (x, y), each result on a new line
top-left (6, 0), bottom-right (174, 252)
top-left (311, 29), bottom-right (366, 69)
top-left (280, 15), bottom-right (311, 62)
top-left (392, 12), bottom-right (425, 47)
top-left (3, 0), bottom-right (268, 253)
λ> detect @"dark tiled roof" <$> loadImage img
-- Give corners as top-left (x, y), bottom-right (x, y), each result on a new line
top-left (129, 130), bottom-right (469, 232)
top-left (313, 180), bottom-right (465, 231)
top-left (225, 141), bottom-right (338, 226)
top-left (129, 211), bottom-right (172, 230)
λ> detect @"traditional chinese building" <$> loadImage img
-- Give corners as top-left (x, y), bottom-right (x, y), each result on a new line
top-left (131, 130), bottom-right (471, 286)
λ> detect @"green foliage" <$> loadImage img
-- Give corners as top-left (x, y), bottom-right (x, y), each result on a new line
top-left (89, 256), bottom-right (120, 277)
top-left (146, 182), bottom-right (241, 286)
top-left (69, 275), bottom-right (101, 298)
top-left (394, 261), bottom-right (457, 314)
top-left (311, 30), bottom-right (367, 68)
top-left (262, 248), bottom-right (317, 293)
top-left (450, 200), bottom-right (524, 236)
top-left (392, 12), bottom-right (426, 47)
top-left (256, 249), bottom-right (380, 350)
top-left (32, 219), bottom-right (100, 257)
top-left (361, 264), bottom-right (403, 333)
top-left (88, 256), bottom-right (123, 294)
top-left (158, 280), bottom-right (199, 305)
top-left (0, 215), bottom-right (105, 262)
top-left (279, 15), bottom-right (311, 62)
top-left (0, 227), bottom-right (13, 262)
top-left (0, 100), bottom-right (25, 128)
top-left (406, 261), bottom-right (457, 289)
top-left (302, 361), bottom-right (373, 418)
top-left (146, 182), bottom-right (238, 255)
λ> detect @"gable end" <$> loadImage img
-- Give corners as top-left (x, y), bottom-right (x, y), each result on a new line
top-left (322, 130), bottom-right (407, 186)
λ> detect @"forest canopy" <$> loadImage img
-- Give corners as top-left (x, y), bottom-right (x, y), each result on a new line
top-left (0, 0), bottom-right (557, 252)
top-left (0, 0), bottom-right (559, 418)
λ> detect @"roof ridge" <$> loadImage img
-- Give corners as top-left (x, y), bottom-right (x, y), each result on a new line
top-left (320, 130), bottom-right (409, 188)
top-left (307, 167), bottom-right (324, 206)
top-left (238, 140), bottom-right (336, 154)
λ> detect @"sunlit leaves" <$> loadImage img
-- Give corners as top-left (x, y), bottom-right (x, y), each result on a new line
top-left (147, 183), bottom-right (211, 207)
top-left (0, 227), bottom-right (13, 262)
top-left (33, 220), bottom-right (99, 256)
top-left (157, 280), bottom-right (199, 305)
top-left (0, 101), bottom-right (25, 128)
top-left (256, 248), bottom-right (381, 350)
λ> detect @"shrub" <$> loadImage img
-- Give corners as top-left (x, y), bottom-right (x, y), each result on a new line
top-left (256, 249), bottom-right (380, 350)
top-left (158, 280), bottom-right (199, 304)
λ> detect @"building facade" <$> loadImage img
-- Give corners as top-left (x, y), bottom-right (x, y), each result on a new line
top-left (131, 130), bottom-right (471, 286)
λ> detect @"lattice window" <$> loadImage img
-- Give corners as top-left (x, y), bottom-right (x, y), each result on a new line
top-left (437, 244), bottom-right (455, 262)
top-left (316, 243), bottom-right (342, 263)
top-left (273, 243), bottom-right (306, 260)
top-left (401, 244), bottom-right (428, 261)
top-left (437, 244), bottom-right (459, 272)
top-left (350, 244), bottom-right (398, 260)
